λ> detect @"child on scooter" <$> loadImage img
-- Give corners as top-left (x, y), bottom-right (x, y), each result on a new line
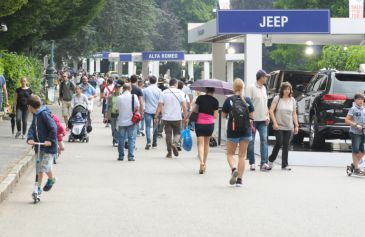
top-left (345, 92), bottom-right (365, 175)
top-left (27, 95), bottom-right (57, 194)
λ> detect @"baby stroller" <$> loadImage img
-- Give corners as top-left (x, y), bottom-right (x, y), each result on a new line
top-left (68, 104), bottom-right (91, 142)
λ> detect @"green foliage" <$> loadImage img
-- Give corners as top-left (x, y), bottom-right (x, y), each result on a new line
top-left (317, 46), bottom-right (365, 71)
top-left (0, 51), bottom-right (43, 105)
top-left (0, 0), bottom-right (105, 51)
top-left (0, 0), bottom-right (27, 17)
top-left (274, 0), bottom-right (349, 17)
top-left (231, 0), bottom-right (274, 9)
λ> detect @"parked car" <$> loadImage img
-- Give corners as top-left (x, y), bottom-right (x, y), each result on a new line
top-left (294, 70), bottom-right (365, 148)
top-left (267, 70), bottom-right (316, 135)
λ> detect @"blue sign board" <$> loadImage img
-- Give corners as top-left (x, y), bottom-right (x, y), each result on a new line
top-left (119, 54), bottom-right (132, 62)
top-left (93, 53), bottom-right (103, 59)
top-left (102, 52), bottom-right (109, 60)
top-left (142, 51), bottom-right (185, 61)
top-left (217, 10), bottom-right (330, 34)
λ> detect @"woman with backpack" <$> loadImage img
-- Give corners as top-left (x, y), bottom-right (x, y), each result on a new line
top-left (190, 87), bottom-right (219, 174)
top-left (14, 76), bottom-right (32, 139)
top-left (268, 82), bottom-right (299, 171)
top-left (222, 79), bottom-right (254, 187)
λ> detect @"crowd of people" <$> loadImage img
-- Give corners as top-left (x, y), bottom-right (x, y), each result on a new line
top-left (2, 66), bottom-right (365, 197)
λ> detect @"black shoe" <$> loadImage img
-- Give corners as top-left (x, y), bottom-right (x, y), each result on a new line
top-left (145, 144), bottom-right (151, 150)
top-left (230, 169), bottom-right (238, 185)
top-left (166, 153), bottom-right (172, 158)
top-left (177, 146), bottom-right (182, 151)
top-left (171, 144), bottom-right (179, 157)
top-left (124, 141), bottom-right (128, 149)
top-left (152, 143), bottom-right (157, 148)
top-left (141, 132), bottom-right (145, 136)
top-left (236, 178), bottom-right (243, 187)
top-left (117, 158), bottom-right (124, 161)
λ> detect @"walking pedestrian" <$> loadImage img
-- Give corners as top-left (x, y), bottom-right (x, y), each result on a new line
top-left (191, 87), bottom-right (219, 174)
top-left (106, 80), bottom-right (123, 147)
top-left (157, 78), bottom-right (167, 137)
top-left (154, 78), bottom-right (188, 158)
top-left (247, 70), bottom-right (271, 171)
top-left (59, 73), bottom-right (75, 126)
top-left (345, 92), bottom-right (365, 175)
top-left (222, 79), bottom-right (254, 187)
top-left (0, 74), bottom-right (9, 112)
top-left (14, 76), bottom-right (32, 139)
top-left (130, 75), bottom-right (144, 136)
top-left (71, 85), bottom-right (89, 109)
top-left (116, 84), bottom-right (140, 161)
top-left (143, 76), bottom-right (162, 150)
top-left (27, 95), bottom-right (57, 194)
top-left (268, 82), bottom-right (299, 171)
top-left (138, 80), bottom-right (145, 136)
top-left (102, 78), bottom-right (114, 127)
top-left (80, 76), bottom-right (97, 112)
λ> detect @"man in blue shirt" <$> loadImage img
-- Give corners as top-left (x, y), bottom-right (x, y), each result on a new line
top-left (80, 76), bottom-right (96, 112)
top-left (0, 75), bottom-right (9, 112)
top-left (143, 76), bottom-right (162, 149)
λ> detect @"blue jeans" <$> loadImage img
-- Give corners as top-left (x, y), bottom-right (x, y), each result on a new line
top-left (247, 121), bottom-right (268, 165)
top-left (118, 125), bottom-right (137, 160)
top-left (144, 112), bottom-right (157, 145)
top-left (137, 116), bottom-right (145, 135)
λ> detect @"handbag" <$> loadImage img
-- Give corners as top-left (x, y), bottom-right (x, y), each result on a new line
top-left (131, 94), bottom-right (142, 124)
top-left (189, 104), bottom-right (199, 123)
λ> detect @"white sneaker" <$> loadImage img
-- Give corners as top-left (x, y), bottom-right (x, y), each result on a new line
top-left (269, 162), bottom-right (274, 169)
top-left (250, 164), bottom-right (256, 171)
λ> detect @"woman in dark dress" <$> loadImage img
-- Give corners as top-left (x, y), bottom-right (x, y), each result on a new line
top-left (14, 76), bottom-right (32, 139)
top-left (191, 87), bottom-right (219, 174)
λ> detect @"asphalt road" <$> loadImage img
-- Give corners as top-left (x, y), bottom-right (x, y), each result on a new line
top-left (0, 108), bottom-right (364, 237)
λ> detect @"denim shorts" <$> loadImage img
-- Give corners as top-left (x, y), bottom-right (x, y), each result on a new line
top-left (350, 133), bottom-right (365, 153)
top-left (227, 136), bottom-right (252, 144)
top-left (36, 152), bottom-right (54, 173)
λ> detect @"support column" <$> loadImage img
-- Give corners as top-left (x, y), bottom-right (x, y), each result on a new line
top-left (116, 61), bottom-right (123, 75)
top-left (245, 34), bottom-right (262, 91)
top-left (82, 58), bottom-right (87, 71)
top-left (188, 62), bottom-right (194, 79)
top-left (212, 43), bottom-right (226, 81)
top-left (152, 61), bottom-right (160, 77)
top-left (89, 58), bottom-right (95, 75)
top-left (203, 62), bottom-right (210, 79)
top-left (227, 62), bottom-right (234, 83)
top-left (128, 62), bottom-right (135, 76)
top-left (142, 61), bottom-right (149, 79)
top-left (95, 59), bottom-right (101, 73)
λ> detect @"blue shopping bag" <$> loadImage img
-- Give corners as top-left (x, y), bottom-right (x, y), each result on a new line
top-left (182, 127), bottom-right (193, 151)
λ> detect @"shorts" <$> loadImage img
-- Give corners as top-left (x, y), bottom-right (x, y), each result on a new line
top-left (227, 136), bottom-right (252, 144)
top-left (350, 133), bottom-right (365, 153)
top-left (61, 100), bottom-right (72, 117)
top-left (195, 124), bottom-right (214, 137)
top-left (35, 152), bottom-right (54, 173)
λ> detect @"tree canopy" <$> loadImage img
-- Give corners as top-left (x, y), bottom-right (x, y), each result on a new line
top-left (0, 0), bottom-right (28, 17)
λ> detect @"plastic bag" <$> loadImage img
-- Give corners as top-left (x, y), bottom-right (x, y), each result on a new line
top-left (182, 127), bottom-right (193, 151)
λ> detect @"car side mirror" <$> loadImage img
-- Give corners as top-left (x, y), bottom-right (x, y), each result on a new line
top-left (295, 84), bottom-right (306, 92)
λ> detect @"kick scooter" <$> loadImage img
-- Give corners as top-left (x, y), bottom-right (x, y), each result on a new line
top-left (32, 142), bottom-right (45, 204)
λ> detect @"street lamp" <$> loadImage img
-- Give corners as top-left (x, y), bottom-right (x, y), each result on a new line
top-left (305, 47), bottom-right (314, 56)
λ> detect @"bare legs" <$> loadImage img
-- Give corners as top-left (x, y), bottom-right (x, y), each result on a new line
top-left (197, 136), bottom-right (211, 173)
top-left (227, 141), bottom-right (249, 179)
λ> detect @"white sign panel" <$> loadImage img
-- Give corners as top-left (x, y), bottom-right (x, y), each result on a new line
top-left (219, 0), bottom-right (230, 10)
top-left (349, 0), bottom-right (364, 19)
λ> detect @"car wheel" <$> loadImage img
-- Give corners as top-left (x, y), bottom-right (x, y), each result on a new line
top-left (309, 116), bottom-right (325, 149)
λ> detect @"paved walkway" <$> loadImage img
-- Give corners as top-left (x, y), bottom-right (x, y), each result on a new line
top-left (0, 106), bottom-right (364, 237)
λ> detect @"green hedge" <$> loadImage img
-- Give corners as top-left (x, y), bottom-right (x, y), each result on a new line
top-left (0, 51), bottom-right (43, 106)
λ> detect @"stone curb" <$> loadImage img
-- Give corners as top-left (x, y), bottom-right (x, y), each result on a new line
top-left (0, 149), bottom-right (34, 204)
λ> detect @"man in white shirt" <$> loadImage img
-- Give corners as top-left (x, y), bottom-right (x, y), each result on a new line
top-left (143, 76), bottom-right (162, 150)
top-left (155, 79), bottom-right (188, 158)
top-left (247, 70), bottom-right (271, 171)
top-left (116, 84), bottom-right (140, 161)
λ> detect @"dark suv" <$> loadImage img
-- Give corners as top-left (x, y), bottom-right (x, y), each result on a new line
top-left (267, 70), bottom-right (316, 135)
top-left (295, 70), bottom-right (365, 148)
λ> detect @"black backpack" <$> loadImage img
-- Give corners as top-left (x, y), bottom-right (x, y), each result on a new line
top-left (231, 96), bottom-right (250, 133)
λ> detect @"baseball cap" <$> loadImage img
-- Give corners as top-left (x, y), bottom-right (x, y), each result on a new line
top-left (256, 70), bottom-right (270, 79)
top-left (115, 79), bottom-right (124, 88)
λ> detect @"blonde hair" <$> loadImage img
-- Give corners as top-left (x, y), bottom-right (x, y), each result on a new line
top-left (233, 78), bottom-right (245, 100)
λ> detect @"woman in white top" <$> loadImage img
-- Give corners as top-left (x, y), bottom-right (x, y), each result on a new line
top-left (71, 85), bottom-right (89, 110)
top-left (268, 82), bottom-right (299, 171)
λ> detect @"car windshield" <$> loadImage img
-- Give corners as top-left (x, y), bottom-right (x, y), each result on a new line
top-left (284, 73), bottom-right (313, 89)
top-left (333, 73), bottom-right (365, 94)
